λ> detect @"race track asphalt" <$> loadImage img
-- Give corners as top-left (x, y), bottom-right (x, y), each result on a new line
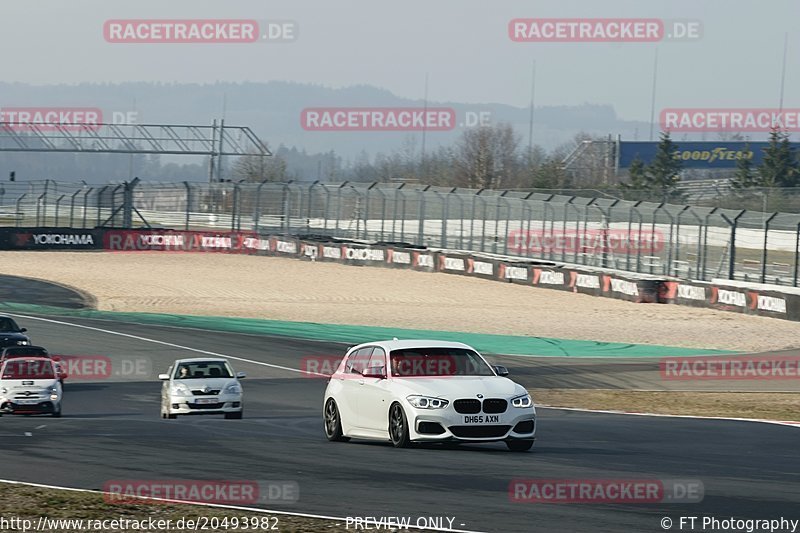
top-left (0, 312), bottom-right (798, 533)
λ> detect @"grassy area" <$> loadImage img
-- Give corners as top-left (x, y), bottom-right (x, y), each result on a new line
top-left (532, 388), bottom-right (800, 421)
top-left (0, 483), bottom-right (352, 532)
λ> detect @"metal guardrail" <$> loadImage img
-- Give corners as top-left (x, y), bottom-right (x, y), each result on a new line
top-left (5, 179), bottom-right (800, 286)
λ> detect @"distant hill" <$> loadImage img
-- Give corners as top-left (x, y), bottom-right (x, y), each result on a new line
top-left (0, 81), bottom-right (652, 182)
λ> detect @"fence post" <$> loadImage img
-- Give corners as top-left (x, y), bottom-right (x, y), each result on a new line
top-left (83, 187), bottom-right (93, 228)
top-left (122, 177), bottom-right (140, 228)
top-left (335, 181), bottom-right (348, 239)
top-left (600, 200), bottom-right (619, 269)
top-left (494, 190), bottom-right (509, 255)
top-left (35, 193), bottom-right (46, 226)
top-left (231, 184), bottom-right (240, 232)
top-left (673, 205), bottom-right (690, 272)
top-left (631, 203), bottom-right (644, 273)
top-left (307, 180), bottom-right (320, 234)
top-left (471, 189), bottom-right (484, 253)
top-left (183, 181), bottom-right (191, 230)
top-left (720, 210), bottom-right (745, 281)
top-left (540, 195), bottom-right (554, 261)
top-left (760, 212), bottom-right (778, 283)
top-left (69, 189), bottom-right (81, 227)
top-left (281, 181), bottom-right (294, 235)
top-left (794, 221), bottom-right (800, 287)
top-left (689, 208), bottom-right (703, 279)
top-left (321, 183), bottom-right (332, 234)
top-left (54, 194), bottom-right (66, 227)
top-left (700, 207), bottom-right (717, 281)
top-left (581, 198), bottom-right (596, 265)
top-left (562, 197), bottom-right (576, 263)
top-left (15, 193), bottom-right (26, 228)
top-left (417, 185), bottom-right (431, 246)
top-left (365, 182), bottom-right (378, 241)
top-left (377, 186), bottom-right (387, 242)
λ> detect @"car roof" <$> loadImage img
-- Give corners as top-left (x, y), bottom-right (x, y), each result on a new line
top-left (349, 339), bottom-right (475, 352)
top-left (171, 357), bottom-right (230, 364)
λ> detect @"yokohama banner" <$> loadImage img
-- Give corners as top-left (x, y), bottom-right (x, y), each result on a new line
top-left (0, 228), bottom-right (103, 250)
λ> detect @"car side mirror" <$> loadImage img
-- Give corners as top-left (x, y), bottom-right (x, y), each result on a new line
top-left (236, 372), bottom-right (246, 379)
top-left (362, 366), bottom-right (386, 379)
top-left (158, 373), bottom-right (170, 380)
top-left (19, 328), bottom-right (27, 333)
top-left (493, 365), bottom-right (509, 377)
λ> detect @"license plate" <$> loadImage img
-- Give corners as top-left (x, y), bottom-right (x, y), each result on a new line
top-left (463, 415), bottom-right (500, 424)
top-left (195, 398), bottom-right (218, 405)
top-left (15, 399), bottom-right (39, 405)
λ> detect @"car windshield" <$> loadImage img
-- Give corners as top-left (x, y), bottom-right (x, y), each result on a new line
top-left (0, 317), bottom-right (21, 332)
top-left (389, 348), bottom-right (495, 377)
top-left (174, 361), bottom-right (233, 379)
top-left (1, 359), bottom-right (55, 380)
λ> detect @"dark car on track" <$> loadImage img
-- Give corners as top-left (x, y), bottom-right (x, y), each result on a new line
top-left (0, 346), bottom-right (68, 384)
top-left (0, 316), bottom-right (31, 349)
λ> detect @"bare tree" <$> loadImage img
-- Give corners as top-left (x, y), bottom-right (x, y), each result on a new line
top-left (454, 123), bottom-right (521, 189)
top-left (232, 150), bottom-right (287, 182)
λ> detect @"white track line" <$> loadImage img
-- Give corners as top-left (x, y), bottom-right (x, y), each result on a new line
top-left (6, 313), bottom-right (328, 378)
top-left (538, 405), bottom-right (800, 428)
top-left (0, 479), bottom-right (485, 533)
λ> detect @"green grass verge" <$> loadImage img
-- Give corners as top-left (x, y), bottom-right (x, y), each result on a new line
top-left (0, 301), bottom-right (734, 358)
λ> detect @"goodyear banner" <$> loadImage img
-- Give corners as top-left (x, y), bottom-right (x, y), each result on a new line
top-left (618, 141), bottom-right (800, 169)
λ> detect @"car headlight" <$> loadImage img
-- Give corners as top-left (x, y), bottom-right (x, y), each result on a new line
top-left (224, 383), bottom-right (241, 394)
top-left (407, 395), bottom-right (449, 409)
top-left (511, 394), bottom-right (533, 408)
top-left (17, 340), bottom-right (29, 345)
top-left (0, 387), bottom-right (6, 394)
top-left (170, 382), bottom-right (192, 396)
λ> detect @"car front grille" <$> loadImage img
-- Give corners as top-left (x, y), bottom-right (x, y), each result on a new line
top-left (187, 402), bottom-right (224, 409)
top-left (449, 425), bottom-right (511, 438)
top-left (453, 398), bottom-right (508, 414)
top-left (453, 399), bottom-right (481, 414)
top-left (191, 389), bottom-right (221, 396)
top-left (12, 393), bottom-right (47, 401)
top-left (482, 399), bottom-right (508, 414)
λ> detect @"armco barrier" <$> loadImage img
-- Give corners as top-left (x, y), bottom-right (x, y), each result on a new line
top-left (661, 280), bottom-right (799, 320)
top-left (3, 227), bottom-right (800, 322)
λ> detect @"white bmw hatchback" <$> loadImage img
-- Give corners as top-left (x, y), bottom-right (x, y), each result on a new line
top-left (323, 340), bottom-right (536, 451)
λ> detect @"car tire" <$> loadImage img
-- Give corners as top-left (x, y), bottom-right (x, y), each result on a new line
top-left (324, 398), bottom-right (349, 442)
top-left (225, 410), bottom-right (243, 420)
top-left (51, 403), bottom-right (61, 418)
top-left (389, 403), bottom-right (410, 448)
top-left (506, 439), bottom-right (534, 452)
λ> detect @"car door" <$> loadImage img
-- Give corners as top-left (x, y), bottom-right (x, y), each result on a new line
top-left (357, 347), bottom-right (393, 435)
top-left (336, 347), bottom-right (372, 430)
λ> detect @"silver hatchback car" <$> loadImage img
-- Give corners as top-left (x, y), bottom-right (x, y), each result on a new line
top-left (159, 358), bottom-right (245, 419)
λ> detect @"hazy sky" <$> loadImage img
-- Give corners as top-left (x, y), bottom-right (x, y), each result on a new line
top-left (2, 0), bottom-right (798, 122)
